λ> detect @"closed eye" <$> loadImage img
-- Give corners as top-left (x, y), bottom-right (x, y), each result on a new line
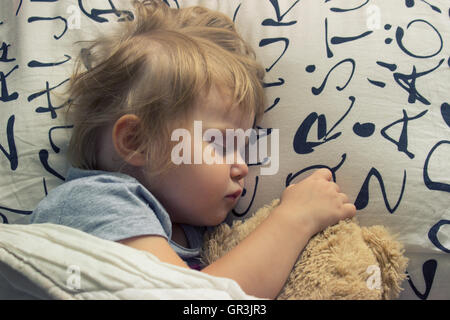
top-left (206, 130), bottom-right (252, 163)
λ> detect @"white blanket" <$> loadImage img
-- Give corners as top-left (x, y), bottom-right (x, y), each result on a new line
top-left (0, 223), bottom-right (258, 300)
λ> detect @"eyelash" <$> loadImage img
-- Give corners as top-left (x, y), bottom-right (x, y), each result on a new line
top-left (209, 138), bottom-right (250, 161)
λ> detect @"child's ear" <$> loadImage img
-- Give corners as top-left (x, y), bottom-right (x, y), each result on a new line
top-left (112, 114), bottom-right (146, 167)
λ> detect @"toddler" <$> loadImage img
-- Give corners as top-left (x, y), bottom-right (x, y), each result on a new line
top-left (31, 0), bottom-right (356, 299)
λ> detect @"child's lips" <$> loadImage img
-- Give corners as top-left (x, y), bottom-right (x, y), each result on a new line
top-left (225, 189), bottom-right (242, 199)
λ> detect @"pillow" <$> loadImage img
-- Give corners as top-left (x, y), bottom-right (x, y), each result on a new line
top-left (1, 0), bottom-right (448, 299)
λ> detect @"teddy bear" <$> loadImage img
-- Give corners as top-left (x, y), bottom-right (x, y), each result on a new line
top-left (202, 199), bottom-right (409, 300)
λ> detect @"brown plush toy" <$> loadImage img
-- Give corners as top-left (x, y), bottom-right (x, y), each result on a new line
top-left (202, 199), bottom-right (409, 300)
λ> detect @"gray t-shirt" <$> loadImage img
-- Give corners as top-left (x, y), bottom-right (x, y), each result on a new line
top-left (31, 167), bottom-right (205, 269)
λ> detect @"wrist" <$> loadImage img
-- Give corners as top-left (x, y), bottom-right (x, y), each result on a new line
top-left (269, 204), bottom-right (316, 245)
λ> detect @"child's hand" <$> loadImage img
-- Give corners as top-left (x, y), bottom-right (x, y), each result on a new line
top-left (277, 168), bottom-right (356, 236)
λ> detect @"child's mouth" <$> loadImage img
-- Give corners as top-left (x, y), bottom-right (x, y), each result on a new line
top-left (225, 189), bottom-right (242, 200)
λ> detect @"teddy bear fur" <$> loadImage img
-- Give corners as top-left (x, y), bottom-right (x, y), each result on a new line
top-left (202, 199), bottom-right (409, 300)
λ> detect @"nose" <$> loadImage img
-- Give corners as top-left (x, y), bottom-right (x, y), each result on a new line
top-left (230, 161), bottom-right (248, 181)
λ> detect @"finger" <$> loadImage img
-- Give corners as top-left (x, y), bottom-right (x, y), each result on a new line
top-left (339, 192), bottom-right (349, 203)
top-left (342, 203), bottom-right (357, 218)
top-left (315, 168), bottom-right (333, 181)
top-left (330, 182), bottom-right (341, 193)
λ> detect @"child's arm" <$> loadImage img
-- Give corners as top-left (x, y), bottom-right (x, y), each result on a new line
top-left (201, 168), bottom-right (356, 298)
top-left (119, 235), bottom-right (190, 269)
top-left (121, 169), bottom-right (356, 299)
top-left (201, 204), bottom-right (315, 299)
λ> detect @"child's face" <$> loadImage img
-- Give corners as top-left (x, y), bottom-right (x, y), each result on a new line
top-left (144, 86), bottom-right (254, 226)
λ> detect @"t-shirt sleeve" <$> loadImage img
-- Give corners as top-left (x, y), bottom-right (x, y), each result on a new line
top-left (58, 177), bottom-right (172, 242)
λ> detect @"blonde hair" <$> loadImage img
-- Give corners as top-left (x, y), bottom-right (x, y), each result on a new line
top-left (66, 0), bottom-right (266, 176)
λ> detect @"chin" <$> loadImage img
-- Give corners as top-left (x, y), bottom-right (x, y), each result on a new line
top-left (182, 207), bottom-right (229, 227)
top-left (205, 211), bottom-right (229, 226)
